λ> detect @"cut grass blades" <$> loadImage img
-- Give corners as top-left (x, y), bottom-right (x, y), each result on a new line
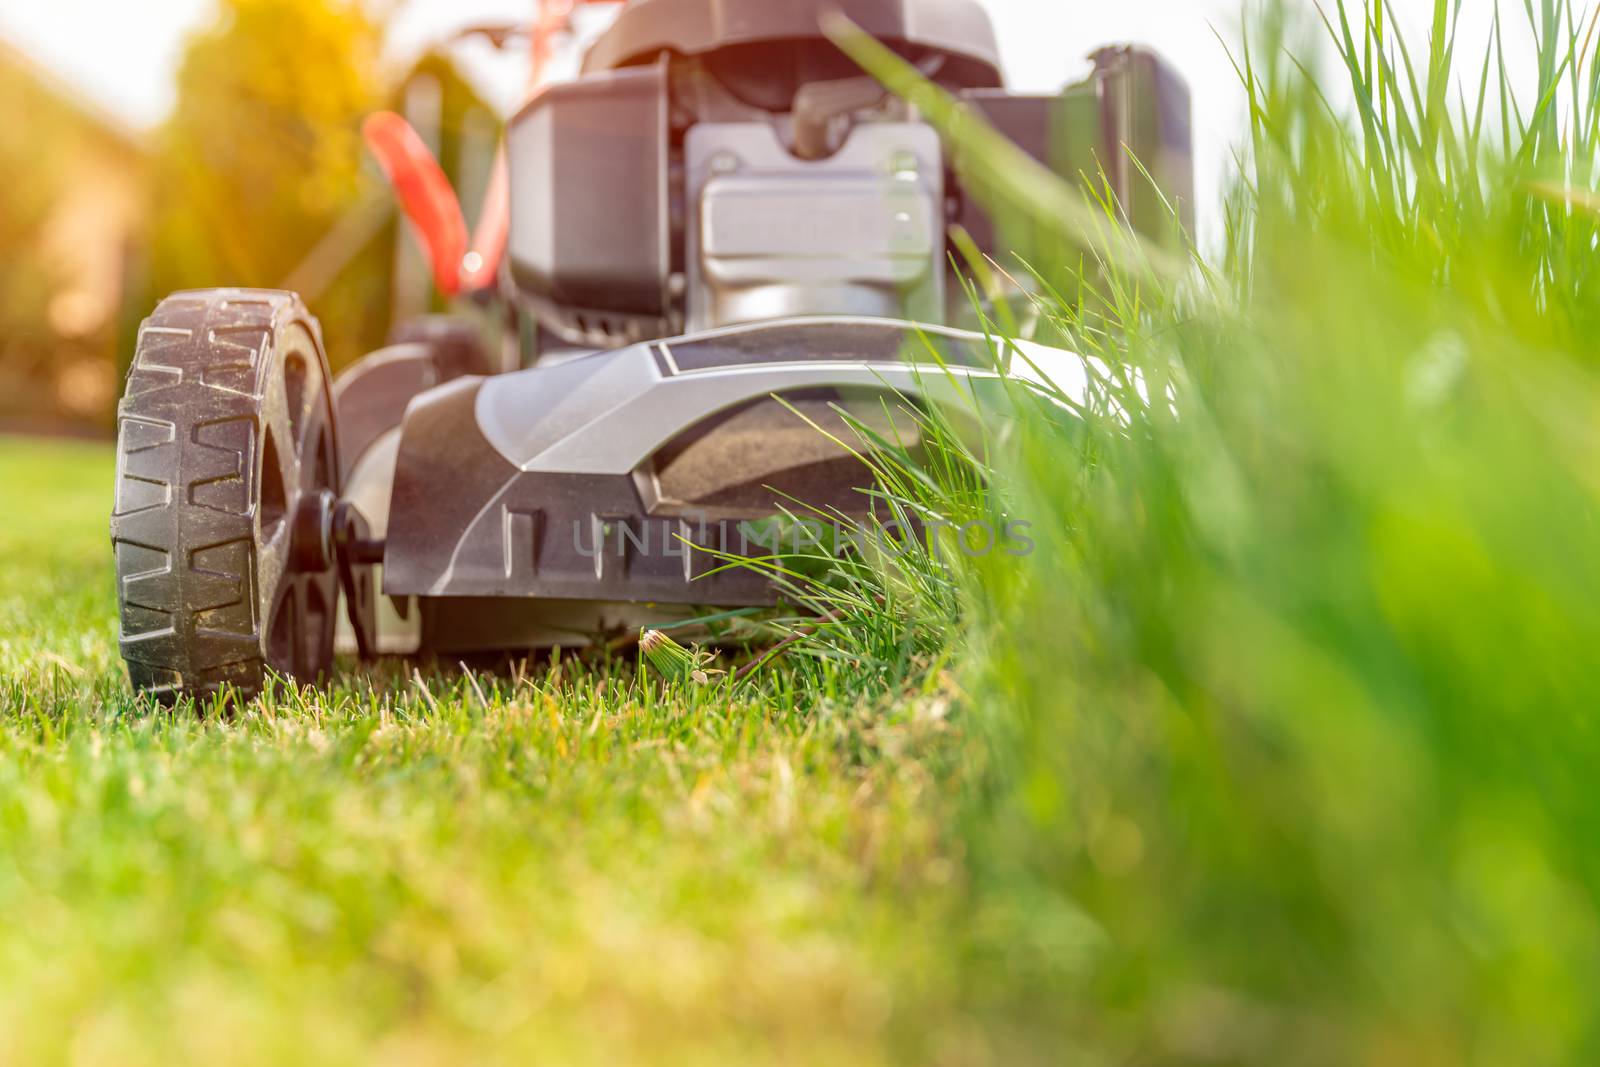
top-left (637, 628), bottom-right (726, 687)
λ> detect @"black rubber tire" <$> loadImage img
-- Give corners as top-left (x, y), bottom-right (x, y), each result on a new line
top-left (111, 289), bottom-right (342, 704)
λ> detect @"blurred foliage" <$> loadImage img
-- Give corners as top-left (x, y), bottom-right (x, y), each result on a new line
top-left (0, 0), bottom-right (504, 428)
top-left (0, 61), bottom-right (65, 337)
top-left (969, 0), bottom-right (1600, 1059)
top-left (809, 2), bottom-right (1600, 1062)
top-left (149, 0), bottom-right (392, 371)
top-left (0, 48), bottom-right (139, 431)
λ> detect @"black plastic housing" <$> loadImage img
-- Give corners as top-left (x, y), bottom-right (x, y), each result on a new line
top-left (505, 62), bottom-right (672, 343)
top-left (958, 47), bottom-right (1195, 257)
top-left (581, 0), bottom-right (1003, 88)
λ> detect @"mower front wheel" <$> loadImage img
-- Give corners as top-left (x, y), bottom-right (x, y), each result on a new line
top-left (111, 289), bottom-right (345, 704)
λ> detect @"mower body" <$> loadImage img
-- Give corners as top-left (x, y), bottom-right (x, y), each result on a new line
top-left (351, 0), bottom-right (1192, 654)
top-left (112, 0), bottom-right (1194, 694)
top-left (343, 317), bottom-right (1074, 653)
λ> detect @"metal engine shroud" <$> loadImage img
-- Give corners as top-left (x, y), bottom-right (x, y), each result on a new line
top-left (344, 0), bottom-right (1192, 653)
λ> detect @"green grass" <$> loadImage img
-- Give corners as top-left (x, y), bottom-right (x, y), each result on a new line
top-left (817, 3), bottom-right (1600, 1062)
top-left (15, 2), bottom-right (1600, 1062)
top-left (0, 439), bottom-right (998, 1065)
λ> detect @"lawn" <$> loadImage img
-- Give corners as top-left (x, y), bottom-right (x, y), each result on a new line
top-left (13, 3), bottom-right (1600, 1064)
top-left (0, 437), bottom-right (991, 1066)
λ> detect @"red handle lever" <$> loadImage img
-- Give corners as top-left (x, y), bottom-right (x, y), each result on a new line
top-left (363, 111), bottom-right (470, 297)
top-left (365, 3), bottom-right (619, 297)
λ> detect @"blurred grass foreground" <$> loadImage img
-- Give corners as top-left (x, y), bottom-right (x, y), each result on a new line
top-left (928, 0), bottom-right (1600, 1061)
top-left (7, 0), bottom-right (1600, 1065)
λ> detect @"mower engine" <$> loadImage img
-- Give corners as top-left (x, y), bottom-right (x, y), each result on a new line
top-left (506, 0), bottom-right (1193, 346)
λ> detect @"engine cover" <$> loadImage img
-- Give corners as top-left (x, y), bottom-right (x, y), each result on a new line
top-left (686, 122), bottom-right (944, 331)
top-left (506, 61), bottom-right (672, 346)
top-left (581, 0), bottom-right (1004, 89)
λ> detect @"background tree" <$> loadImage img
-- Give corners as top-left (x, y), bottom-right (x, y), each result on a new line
top-left (149, 0), bottom-right (392, 370)
top-left (0, 46), bottom-right (142, 432)
top-left (0, 63), bottom-right (64, 351)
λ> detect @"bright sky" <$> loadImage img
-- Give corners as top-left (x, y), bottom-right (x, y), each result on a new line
top-left (0, 0), bottom-right (1543, 243)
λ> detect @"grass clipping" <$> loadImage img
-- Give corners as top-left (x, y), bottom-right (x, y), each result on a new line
top-left (638, 629), bottom-right (725, 686)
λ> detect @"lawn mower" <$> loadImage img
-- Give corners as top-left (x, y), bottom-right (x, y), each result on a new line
top-left (110, 0), bottom-right (1193, 701)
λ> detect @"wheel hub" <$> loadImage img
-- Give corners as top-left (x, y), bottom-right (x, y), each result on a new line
top-left (291, 489), bottom-right (337, 573)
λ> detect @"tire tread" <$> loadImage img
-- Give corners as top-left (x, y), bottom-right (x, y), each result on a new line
top-left (111, 288), bottom-right (328, 703)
